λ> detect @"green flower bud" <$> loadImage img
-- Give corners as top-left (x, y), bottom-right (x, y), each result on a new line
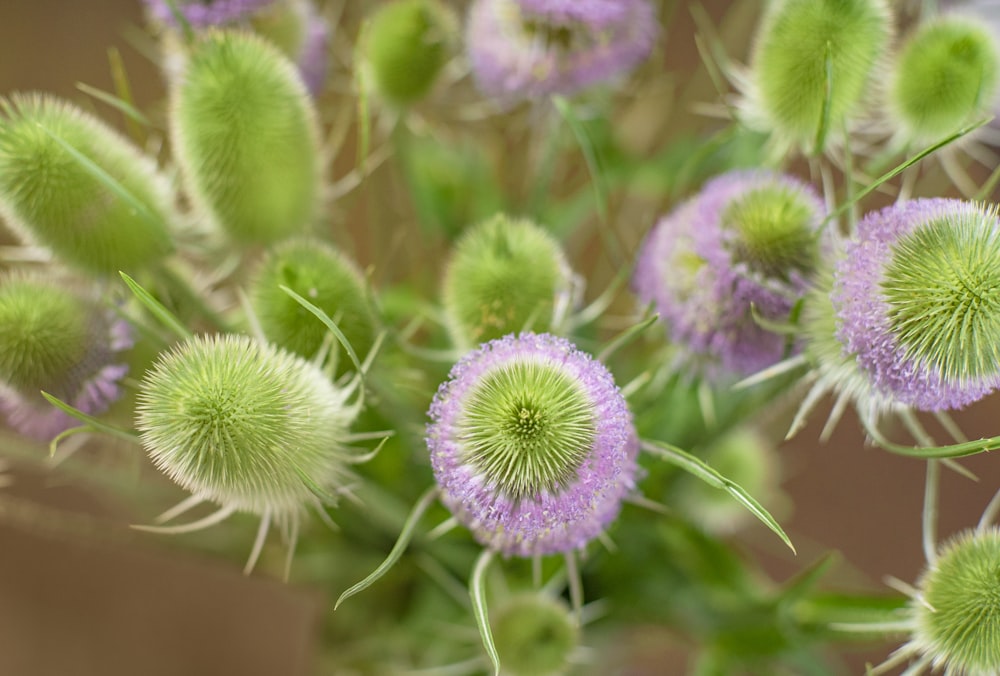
top-left (747, 0), bottom-right (891, 152)
top-left (910, 528), bottom-right (1000, 674)
top-left (172, 30), bottom-right (321, 245)
top-left (889, 17), bottom-right (1000, 143)
top-left (250, 238), bottom-right (375, 367)
top-left (0, 94), bottom-right (174, 276)
top-left (364, 0), bottom-right (453, 106)
top-left (492, 593), bottom-right (580, 676)
top-left (442, 214), bottom-right (574, 349)
top-left (136, 334), bottom-right (354, 515)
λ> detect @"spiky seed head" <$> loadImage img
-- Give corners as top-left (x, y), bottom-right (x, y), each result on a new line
top-left (364, 0), bottom-right (454, 106)
top-left (0, 274), bottom-right (133, 440)
top-left (834, 199), bottom-right (1000, 410)
top-left (172, 30), bottom-right (321, 245)
top-left (251, 238), bottom-right (375, 368)
top-left (747, 0), bottom-right (891, 152)
top-left (136, 334), bottom-right (354, 515)
top-left (909, 528), bottom-right (1000, 675)
top-left (442, 214), bottom-right (573, 350)
top-left (427, 333), bottom-right (638, 557)
top-left (0, 94), bottom-right (175, 276)
top-left (889, 16), bottom-right (1000, 143)
top-left (492, 593), bottom-right (580, 676)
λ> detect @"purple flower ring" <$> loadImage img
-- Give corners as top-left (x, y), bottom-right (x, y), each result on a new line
top-left (465, 0), bottom-right (657, 102)
top-left (833, 198), bottom-right (1000, 410)
top-left (427, 333), bottom-right (638, 557)
top-left (633, 170), bottom-right (826, 379)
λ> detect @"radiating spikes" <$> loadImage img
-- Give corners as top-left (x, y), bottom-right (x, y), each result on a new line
top-left (131, 504), bottom-right (236, 535)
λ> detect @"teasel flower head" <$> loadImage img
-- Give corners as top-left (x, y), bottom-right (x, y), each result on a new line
top-left (887, 15), bottom-right (1000, 145)
top-left (887, 527), bottom-right (1000, 675)
top-left (136, 334), bottom-right (355, 517)
top-left (492, 592), bottom-right (581, 676)
top-left (832, 199), bottom-right (1000, 411)
top-left (443, 214), bottom-right (576, 351)
top-left (633, 170), bottom-right (825, 380)
top-left (0, 94), bottom-right (175, 277)
top-left (0, 275), bottom-right (132, 441)
top-left (363, 0), bottom-right (455, 106)
top-left (171, 30), bottom-right (321, 245)
top-left (465, 0), bottom-right (657, 104)
top-left (427, 332), bottom-right (638, 557)
top-left (250, 238), bottom-right (375, 370)
top-left (143, 0), bottom-right (330, 94)
top-left (743, 0), bottom-right (891, 154)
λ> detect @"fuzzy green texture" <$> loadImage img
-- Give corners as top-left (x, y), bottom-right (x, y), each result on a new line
top-left (136, 334), bottom-right (353, 515)
top-left (173, 30), bottom-right (320, 245)
top-left (457, 359), bottom-right (595, 501)
top-left (492, 594), bottom-right (579, 676)
top-left (251, 0), bottom-right (307, 57)
top-left (443, 214), bottom-right (570, 348)
top-left (722, 185), bottom-right (819, 280)
top-left (914, 528), bottom-right (1000, 674)
top-left (365, 0), bottom-right (451, 105)
top-left (882, 210), bottom-right (1000, 384)
top-left (0, 95), bottom-right (174, 276)
top-left (0, 278), bottom-right (89, 395)
top-left (251, 239), bottom-right (375, 367)
top-left (891, 18), bottom-right (1000, 142)
top-left (750, 0), bottom-right (889, 150)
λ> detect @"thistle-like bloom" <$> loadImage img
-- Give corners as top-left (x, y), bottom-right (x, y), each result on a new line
top-left (744, 0), bottom-right (890, 153)
top-left (466, 0), bottom-right (657, 103)
top-left (884, 528), bottom-right (1000, 675)
top-left (427, 333), bottom-right (638, 557)
top-left (0, 276), bottom-right (132, 441)
top-left (0, 94), bottom-right (175, 276)
top-left (888, 15), bottom-right (1000, 144)
top-left (832, 199), bottom-right (1000, 411)
top-left (136, 334), bottom-right (355, 517)
top-left (171, 30), bottom-right (321, 245)
top-left (442, 214), bottom-right (575, 350)
top-left (251, 238), bottom-right (375, 368)
top-left (633, 170), bottom-right (825, 379)
top-left (364, 0), bottom-right (454, 106)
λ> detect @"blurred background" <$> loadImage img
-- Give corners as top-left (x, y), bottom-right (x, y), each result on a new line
top-left (1, 1), bottom-right (999, 674)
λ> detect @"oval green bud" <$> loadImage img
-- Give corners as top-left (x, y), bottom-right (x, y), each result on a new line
top-left (748, 0), bottom-right (890, 152)
top-left (172, 30), bottom-right (321, 245)
top-left (889, 17), bottom-right (1000, 143)
top-left (442, 214), bottom-right (574, 349)
top-left (492, 593), bottom-right (579, 676)
top-left (136, 334), bottom-right (354, 515)
top-left (250, 238), bottom-right (375, 368)
top-left (912, 528), bottom-right (1000, 674)
top-left (0, 95), bottom-right (175, 276)
top-left (364, 0), bottom-right (453, 106)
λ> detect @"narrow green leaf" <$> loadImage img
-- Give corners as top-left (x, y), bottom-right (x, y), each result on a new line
top-left (279, 285), bottom-right (364, 377)
top-left (40, 391), bottom-right (140, 445)
top-left (597, 313), bottom-right (659, 362)
top-left (469, 549), bottom-right (501, 676)
top-left (553, 96), bottom-right (610, 226)
top-left (49, 425), bottom-right (92, 458)
top-left (335, 486), bottom-right (438, 609)
top-left (75, 82), bottom-right (150, 127)
top-left (641, 438), bottom-right (795, 553)
top-left (120, 272), bottom-right (194, 341)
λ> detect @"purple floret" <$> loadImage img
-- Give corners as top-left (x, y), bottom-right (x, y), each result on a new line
top-left (297, 10), bottom-right (329, 96)
top-left (833, 198), bottom-right (1000, 410)
top-left (633, 171), bottom-right (825, 379)
top-left (466, 0), bottom-right (657, 103)
top-left (143, 0), bottom-right (275, 27)
top-left (427, 333), bottom-right (638, 557)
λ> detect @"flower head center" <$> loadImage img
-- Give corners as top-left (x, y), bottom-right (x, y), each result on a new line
top-left (458, 359), bottom-right (596, 501)
top-left (722, 186), bottom-right (818, 280)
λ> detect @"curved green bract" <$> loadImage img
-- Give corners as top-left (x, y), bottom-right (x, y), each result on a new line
top-left (173, 30), bottom-right (320, 244)
top-left (0, 94), bottom-right (174, 275)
